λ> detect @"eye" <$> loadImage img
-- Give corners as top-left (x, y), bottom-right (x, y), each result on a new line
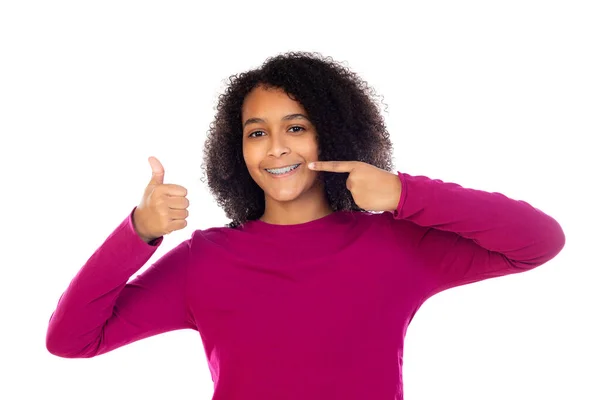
top-left (248, 130), bottom-right (265, 138)
top-left (247, 126), bottom-right (305, 138)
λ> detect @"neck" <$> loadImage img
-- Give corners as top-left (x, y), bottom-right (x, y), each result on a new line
top-left (260, 182), bottom-right (333, 225)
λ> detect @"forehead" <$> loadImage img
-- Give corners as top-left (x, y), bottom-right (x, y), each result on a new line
top-left (242, 86), bottom-right (306, 117)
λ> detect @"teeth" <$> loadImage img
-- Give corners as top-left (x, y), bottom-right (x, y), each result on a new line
top-left (266, 164), bottom-right (300, 175)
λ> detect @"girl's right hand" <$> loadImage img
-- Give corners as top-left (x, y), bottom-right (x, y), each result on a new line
top-left (132, 156), bottom-right (189, 242)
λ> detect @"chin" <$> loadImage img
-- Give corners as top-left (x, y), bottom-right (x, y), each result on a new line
top-left (265, 188), bottom-right (304, 203)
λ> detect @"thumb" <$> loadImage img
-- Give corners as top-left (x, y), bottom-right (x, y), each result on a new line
top-left (148, 156), bottom-right (165, 185)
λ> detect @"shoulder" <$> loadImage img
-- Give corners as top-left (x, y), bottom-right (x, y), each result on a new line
top-left (350, 210), bottom-right (397, 228)
top-left (356, 210), bottom-right (430, 244)
top-left (189, 224), bottom-right (242, 247)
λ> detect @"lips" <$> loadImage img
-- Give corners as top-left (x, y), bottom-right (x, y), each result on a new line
top-left (264, 163), bottom-right (301, 178)
top-left (264, 163), bottom-right (301, 170)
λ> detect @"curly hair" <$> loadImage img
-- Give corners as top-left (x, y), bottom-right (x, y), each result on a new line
top-left (200, 51), bottom-right (394, 228)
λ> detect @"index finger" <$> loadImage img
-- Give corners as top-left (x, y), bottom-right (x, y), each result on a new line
top-left (308, 161), bottom-right (356, 173)
top-left (160, 184), bottom-right (188, 197)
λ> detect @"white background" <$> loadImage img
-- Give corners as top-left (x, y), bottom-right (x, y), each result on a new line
top-left (1, 1), bottom-right (598, 399)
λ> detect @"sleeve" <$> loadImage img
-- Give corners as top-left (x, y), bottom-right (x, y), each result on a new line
top-left (389, 172), bottom-right (566, 299)
top-left (45, 206), bottom-right (196, 358)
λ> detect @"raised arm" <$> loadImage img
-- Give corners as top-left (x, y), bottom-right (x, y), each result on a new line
top-left (387, 172), bottom-right (565, 297)
top-left (46, 207), bottom-right (196, 358)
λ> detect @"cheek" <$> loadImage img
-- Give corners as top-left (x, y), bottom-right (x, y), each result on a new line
top-left (242, 145), bottom-right (261, 171)
top-left (298, 135), bottom-right (320, 160)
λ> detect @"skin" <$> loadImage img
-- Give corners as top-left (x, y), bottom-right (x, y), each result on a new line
top-left (241, 85), bottom-right (333, 225)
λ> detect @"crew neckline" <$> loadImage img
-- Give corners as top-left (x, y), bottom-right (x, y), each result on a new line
top-left (241, 210), bottom-right (353, 234)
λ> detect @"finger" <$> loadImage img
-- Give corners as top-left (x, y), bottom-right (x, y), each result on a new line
top-left (160, 184), bottom-right (188, 197)
top-left (167, 219), bottom-right (187, 232)
top-left (169, 209), bottom-right (189, 220)
top-left (148, 156), bottom-right (165, 185)
top-left (167, 196), bottom-right (190, 210)
top-left (308, 161), bottom-right (356, 173)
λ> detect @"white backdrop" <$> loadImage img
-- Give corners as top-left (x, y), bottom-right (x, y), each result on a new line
top-left (1, 1), bottom-right (598, 399)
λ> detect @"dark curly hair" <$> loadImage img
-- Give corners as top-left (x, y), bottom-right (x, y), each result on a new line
top-left (200, 51), bottom-right (394, 228)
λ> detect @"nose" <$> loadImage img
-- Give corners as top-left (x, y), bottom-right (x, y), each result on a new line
top-left (267, 131), bottom-right (291, 158)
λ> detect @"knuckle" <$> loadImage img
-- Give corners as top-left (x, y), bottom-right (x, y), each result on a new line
top-left (152, 184), bottom-right (164, 195)
top-left (152, 191), bottom-right (165, 203)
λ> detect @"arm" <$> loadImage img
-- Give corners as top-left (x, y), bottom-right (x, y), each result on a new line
top-left (388, 172), bottom-right (565, 298)
top-left (45, 206), bottom-right (196, 358)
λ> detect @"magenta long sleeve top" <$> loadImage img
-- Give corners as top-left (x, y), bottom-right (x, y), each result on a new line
top-left (46, 172), bottom-right (565, 399)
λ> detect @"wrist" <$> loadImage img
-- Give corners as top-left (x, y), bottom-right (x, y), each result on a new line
top-left (387, 173), bottom-right (402, 212)
top-left (132, 208), bottom-right (154, 242)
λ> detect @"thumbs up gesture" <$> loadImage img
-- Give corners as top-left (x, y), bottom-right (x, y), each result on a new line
top-left (132, 156), bottom-right (190, 243)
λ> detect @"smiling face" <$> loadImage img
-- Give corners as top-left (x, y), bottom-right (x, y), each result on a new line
top-left (242, 85), bottom-right (326, 217)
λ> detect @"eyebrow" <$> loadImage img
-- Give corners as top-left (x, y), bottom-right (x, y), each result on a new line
top-left (243, 113), bottom-right (310, 128)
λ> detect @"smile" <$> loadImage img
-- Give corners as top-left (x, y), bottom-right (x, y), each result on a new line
top-left (265, 163), bottom-right (301, 176)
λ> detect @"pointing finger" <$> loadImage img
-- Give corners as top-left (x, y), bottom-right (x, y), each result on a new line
top-left (308, 161), bottom-right (356, 173)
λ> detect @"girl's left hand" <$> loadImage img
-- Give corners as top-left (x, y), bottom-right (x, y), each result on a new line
top-left (308, 161), bottom-right (402, 212)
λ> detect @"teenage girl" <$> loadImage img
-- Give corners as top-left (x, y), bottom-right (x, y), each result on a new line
top-left (46, 51), bottom-right (565, 400)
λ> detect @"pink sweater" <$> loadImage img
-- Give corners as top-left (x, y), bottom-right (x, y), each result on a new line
top-left (46, 172), bottom-right (565, 399)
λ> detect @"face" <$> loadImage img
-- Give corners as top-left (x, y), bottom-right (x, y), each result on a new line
top-left (241, 85), bottom-right (321, 204)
